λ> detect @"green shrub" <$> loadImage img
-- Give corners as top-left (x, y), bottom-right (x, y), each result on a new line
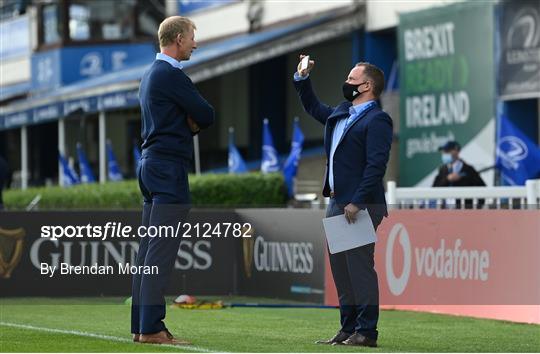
top-left (3, 173), bottom-right (287, 210)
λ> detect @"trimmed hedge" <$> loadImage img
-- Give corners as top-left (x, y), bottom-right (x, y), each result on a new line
top-left (3, 173), bottom-right (287, 210)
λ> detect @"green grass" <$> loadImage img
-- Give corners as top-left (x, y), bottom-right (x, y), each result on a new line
top-left (1, 297), bottom-right (539, 352)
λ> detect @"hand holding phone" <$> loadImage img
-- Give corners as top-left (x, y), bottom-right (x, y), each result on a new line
top-left (300, 55), bottom-right (310, 71)
top-left (297, 54), bottom-right (314, 77)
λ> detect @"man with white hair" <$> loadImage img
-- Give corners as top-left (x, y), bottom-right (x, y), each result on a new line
top-left (132, 16), bottom-right (214, 345)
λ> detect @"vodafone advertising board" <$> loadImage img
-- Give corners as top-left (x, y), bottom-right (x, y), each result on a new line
top-left (325, 210), bottom-right (540, 323)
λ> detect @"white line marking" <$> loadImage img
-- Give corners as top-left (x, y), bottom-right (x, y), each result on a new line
top-left (0, 322), bottom-right (221, 353)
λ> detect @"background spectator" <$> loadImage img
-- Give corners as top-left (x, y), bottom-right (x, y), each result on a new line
top-left (433, 141), bottom-right (486, 209)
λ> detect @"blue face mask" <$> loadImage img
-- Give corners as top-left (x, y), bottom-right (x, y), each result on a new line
top-left (441, 153), bottom-right (453, 165)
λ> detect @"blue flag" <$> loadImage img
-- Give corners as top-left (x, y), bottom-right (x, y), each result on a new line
top-left (283, 118), bottom-right (305, 197)
top-left (133, 144), bottom-right (141, 176)
top-left (106, 140), bottom-right (123, 182)
top-left (261, 118), bottom-right (279, 173)
top-left (496, 114), bottom-right (540, 185)
top-left (58, 152), bottom-right (80, 186)
top-left (76, 143), bottom-right (96, 183)
top-left (228, 127), bottom-right (248, 174)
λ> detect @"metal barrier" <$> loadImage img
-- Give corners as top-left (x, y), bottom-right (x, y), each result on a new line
top-left (293, 180), bottom-right (323, 208)
top-left (386, 179), bottom-right (540, 209)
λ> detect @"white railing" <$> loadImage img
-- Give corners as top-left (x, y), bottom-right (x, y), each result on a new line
top-left (386, 179), bottom-right (540, 210)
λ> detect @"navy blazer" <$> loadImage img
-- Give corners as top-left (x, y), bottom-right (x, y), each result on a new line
top-left (139, 60), bottom-right (214, 163)
top-left (294, 77), bottom-right (393, 217)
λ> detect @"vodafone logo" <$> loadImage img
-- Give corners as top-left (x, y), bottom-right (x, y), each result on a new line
top-left (385, 223), bottom-right (412, 296)
top-left (385, 223), bottom-right (491, 297)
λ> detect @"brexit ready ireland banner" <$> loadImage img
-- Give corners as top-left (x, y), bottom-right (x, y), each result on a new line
top-left (398, 2), bottom-right (496, 186)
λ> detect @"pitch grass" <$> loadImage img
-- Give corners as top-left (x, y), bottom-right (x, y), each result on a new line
top-left (1, 297), bottom-right (539, 352)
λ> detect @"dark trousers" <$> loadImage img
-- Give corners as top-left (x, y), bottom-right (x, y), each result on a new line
top-left (131, 157), bottom-right (190, 334)
top-left (326, 198), bottom-right (383, 340)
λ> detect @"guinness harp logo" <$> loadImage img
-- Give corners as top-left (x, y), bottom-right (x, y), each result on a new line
top-left (0, 227), bottom-right (26, 279)
top-left (242, 226), bottom-right (255, 278)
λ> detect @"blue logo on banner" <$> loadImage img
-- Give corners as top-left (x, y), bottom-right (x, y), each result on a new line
top-left (31, 43), bottom-right (154, 91)
top-left (496, 114), bottom-right (540, 185)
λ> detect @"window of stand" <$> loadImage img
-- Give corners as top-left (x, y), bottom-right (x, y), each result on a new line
top-left (37, 0), bottom-right (140, 49)
top-left (42, 2), bottom-right (62, 45)
top-left (68, 0), bottom-right (135, 41)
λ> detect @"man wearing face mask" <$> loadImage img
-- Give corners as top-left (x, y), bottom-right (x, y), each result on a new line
top-left (133, 16), bottom-right (214, 345)
top-left (293, 56), bottom-right (392, 347)
top-left (433, 141), bottom-right (486, 208)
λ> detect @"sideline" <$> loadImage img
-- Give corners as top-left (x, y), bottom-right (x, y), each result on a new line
top-left (0, 321), bottom-right (222, 353)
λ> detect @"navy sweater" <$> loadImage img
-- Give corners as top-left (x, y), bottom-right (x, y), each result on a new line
top-left (139, 60), bottom-right (215, 163)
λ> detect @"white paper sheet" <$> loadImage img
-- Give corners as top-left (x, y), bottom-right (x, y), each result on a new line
top-left (322, 210), bottom-right (377, 254)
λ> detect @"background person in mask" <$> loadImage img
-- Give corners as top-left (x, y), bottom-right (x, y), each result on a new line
top-left (432, 140), bottom-right (486, 208)
top-left (293, 56), bottom-right (393, 348)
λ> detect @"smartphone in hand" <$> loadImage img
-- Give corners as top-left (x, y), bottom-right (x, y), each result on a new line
top-left (300, 55), bottom-right (310, 71)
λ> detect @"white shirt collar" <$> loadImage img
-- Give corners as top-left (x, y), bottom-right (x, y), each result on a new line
top-left (155, 53), bottom-right (183, 70)
top-left (348, 100), bottom-right (375, 117)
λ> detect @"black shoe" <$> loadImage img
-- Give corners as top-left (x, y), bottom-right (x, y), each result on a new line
top-left (315, 330), bottom-right (351, 345)
top-left (339, 332), bottom-right (377, 347)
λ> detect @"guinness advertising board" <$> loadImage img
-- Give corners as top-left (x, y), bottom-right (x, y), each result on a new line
top-left (1, 209), bottom-right (328, 302)
top-left (236, 209), bottom-right (327, 303)
top-left (0, 211), bottom-right (240, 297)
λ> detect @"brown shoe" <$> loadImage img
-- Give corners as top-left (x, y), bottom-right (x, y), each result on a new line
top-left (339, 332), bottom-right (377, 347)
top-left (315, 330), bottom-right (351, 345)
top-left (132, 334), bottom-right (140, 342)
top-left (139, 330), bottom-right (191, 345)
